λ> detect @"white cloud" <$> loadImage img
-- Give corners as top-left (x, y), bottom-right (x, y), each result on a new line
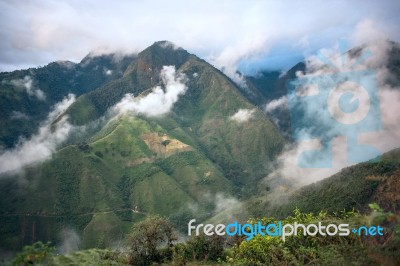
top-left (9, 76), bottom-right (46, 101)
top-left (214, 193), bottom-right (242, 214)
top-left (158, 40), bottom-right (179, 50)
top-left (199, 192), bottom-right (244, 223)
top-left (230, 108), bottom-right (255, 123)
top-left (351, 19), bottom-right (391, 47)
top-left (58, 228), bottom-right (81, 254)
top-left (265, 96), bottom-right (287, 113)
top-left (0, 94), bottom-right (76, 175)
top-left (10, 111), bottom-right (29, 120)
top-left (211, 35), bottom-right (268, 87)
top-left (267, 136), bottom-right (352, 186)
top-left (1, 1), bottom-right (399, 74)
top-left (113, 65), bottom-right (187, 116)
top-left (104, 68), bottom-right (112, 75)
top-left (268, 28), bottom-right (400, 186)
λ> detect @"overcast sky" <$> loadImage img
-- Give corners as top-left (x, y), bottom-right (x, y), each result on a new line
top-left (1, 0), bottom-right (399, 73)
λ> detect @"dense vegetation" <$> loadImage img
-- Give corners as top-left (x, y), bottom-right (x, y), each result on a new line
top-left (0, 41), bottom-right (286, 251)
top-left (258, 149), bottom-right (400, 219)
top-left (1, 41), bottom-right (400, 265)
top-left (0, 53), bottom-right (135, 148)
top-left (5, 205), bottom-right (399, 265)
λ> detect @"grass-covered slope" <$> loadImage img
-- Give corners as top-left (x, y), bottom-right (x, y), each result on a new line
top-left (175, 56), bottom-right (285, 186)
top-left (0, 53), bottom-right (135, 148)
top-left (261, 148), bottom-right (400, 218)
top-left (0, 41), bottom-right (285, 251)
top-left (0, 115), bottom-right (234, 249)
top-left (64, 42), bottom-right (285, 185)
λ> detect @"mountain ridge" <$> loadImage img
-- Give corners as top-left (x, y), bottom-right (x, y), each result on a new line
top-left (0, 41), bottom-right (285, 250)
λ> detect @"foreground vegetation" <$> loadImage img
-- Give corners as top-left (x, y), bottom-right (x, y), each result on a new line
top-left (6, 204), bottom-right (399, 266)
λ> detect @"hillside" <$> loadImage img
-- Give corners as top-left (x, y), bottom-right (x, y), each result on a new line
top-left (0, 53), bottom-right (135, 149)
top-left (246, 148), bottom-right (400, 219)
top-left (244, 41), bottom-right (400, 136)
top-left (0, 41), bottom-right (285, 250)
top-left (64, 41), bottom-right (285, 185)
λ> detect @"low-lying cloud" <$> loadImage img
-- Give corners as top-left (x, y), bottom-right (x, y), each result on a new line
top-left (10, 111), bottom-right (29, 120)
top-left (265, 96), bottom-right (287, 113)
top-left (230, 108), bottom-right (255, 123)
top-left (0, 94), bottom-right (76, 175)
top-left (58, 228), bottom-right (81, 254)
top-left (113, 65), bottom-right (187, 117)
top-left (197, 192), bottom-right (244, 223)
top-left (9, 76), bottom-right (46, 101)
top-left (268, 38), bottom-right (400, 186)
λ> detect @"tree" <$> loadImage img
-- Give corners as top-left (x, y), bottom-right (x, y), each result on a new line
top-left (12, 241), bottom-right (55, 266)
top-left (185, 234), bottom-right (225, 261)
top-left (161, 139), bottom-right (171, 147)
top-left (128, 215), bottom-right (176, 265)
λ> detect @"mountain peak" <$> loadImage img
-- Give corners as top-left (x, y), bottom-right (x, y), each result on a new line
top-left (123, 41), bottom-right (191, 86)
top-left (151, 40), bottom-right (182, 50)
top-left (141, 40), bottom-right (188, 57)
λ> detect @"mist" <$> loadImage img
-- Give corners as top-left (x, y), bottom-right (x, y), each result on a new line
top-left (113, 65), bottom-right (187, 117)
top-left (0, 94), bottom-right (76, 175)
top-left (230, 108), bottom-right (255, 123)
top-left (6, 76), bottom-right (46, 101)
top-left (58, 228), bottom-right (81, 255)
top-left (267, 38), bottom-right (400, 186)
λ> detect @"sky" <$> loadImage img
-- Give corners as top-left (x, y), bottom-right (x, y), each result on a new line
top-left (0, 0), bottom-right (400, 74)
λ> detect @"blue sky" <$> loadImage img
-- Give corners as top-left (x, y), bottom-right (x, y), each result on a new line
top-left (0, 0), bottom-right (399, 74)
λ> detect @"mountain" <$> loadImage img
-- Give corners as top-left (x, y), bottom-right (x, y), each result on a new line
top-left (2, 40), bottom-right (398, 254)
top-left (244, 41), bottom-right (400, 137)
top-left (242, 63), bottom-right (305, 106)
top-left (0, 53), bottom-right (136, 149)
top-left (63, 41), bottom-right (285, 185)
top-left (245, 148), bottom-right (400, 219)
top-left (0, 41), bottom-right (285, 250)
top-left (242, 63), bottom-right (305, 136)
top-left (241, 40), bottom-right (400, 218)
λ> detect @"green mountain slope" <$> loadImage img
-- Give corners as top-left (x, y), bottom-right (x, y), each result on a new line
top-left (0, 115), bottom-right (234, 249)
top-left (0, 41), bottom-right (285, 250)
top-left (64, 41), bottom-right (285, 185)
top-left (174, 56), bottom-right (284, 186)
top-left (0, 53), bottom-right (136, 148)
top-left (247, 148), bottom-right (400, 218)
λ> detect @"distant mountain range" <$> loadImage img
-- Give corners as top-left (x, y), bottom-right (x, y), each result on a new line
top-left (0, 41), bottom-right (285, 249)
top-left (0, 40), bottom-right (399, 251)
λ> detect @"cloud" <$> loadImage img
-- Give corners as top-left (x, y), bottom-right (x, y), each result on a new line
top-left (214, 193), bottom-right (242, 214)
top-left (211, 36), bottom-right (268, 87)
top-left (229, 108), bottom-right (255, 123)
top-left (58, 228), bottom-right (81, 254)
top-left (265, 96), bottom-right (287, 113)
top-left (158, 40), bottom-right (179, 50)
top-left (351, 19), bottom-right (393, 47)
top-left (9, 76), bottom-right (46, 101)
top-left (113, 65), bottom-right (187, 117)
top-left (10, 111), bottom-right (29, 120)
top-left (0, 94), bottom-right (76, 175)
top-left (1, 1), bottom-right (399, 74)
top-left (267, 136), bottom-right (351, 185)
top-left (200, 192), bottom-right (245, 223)
top-left (267, 33), bottom-right (400, 186)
